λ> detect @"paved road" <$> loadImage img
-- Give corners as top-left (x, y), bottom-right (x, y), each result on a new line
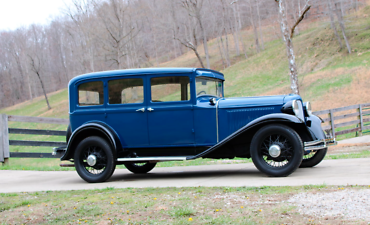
top-left (1, 158), bottom-right (369, 193)
top-left (338, 135), bottom-right (370, 144)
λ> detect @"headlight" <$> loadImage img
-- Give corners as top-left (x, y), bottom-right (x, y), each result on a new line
top-left (303, 102), bottom-right (313, 117)
top-left (292, 100), bottom-right (300, 117)
top-left (281, 100), bottom-right (305, 121)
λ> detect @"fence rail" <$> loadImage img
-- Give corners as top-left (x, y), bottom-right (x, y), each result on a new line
top-left (313, 103), bottom-right (370, 137)
top-left (0, 114), bottom-right (68, 164)
top-left (1, 102), bottom-right (370, 164)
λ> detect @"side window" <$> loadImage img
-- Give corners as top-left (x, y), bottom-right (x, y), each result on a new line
top-left (151, 76), bottom-right (190, 102)
top-left (78, 81), bottom-right (104, 106)
top-left (108, 78), bottom-right (144, 104)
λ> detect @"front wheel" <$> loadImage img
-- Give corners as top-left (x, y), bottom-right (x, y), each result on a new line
top-left (250, 124), bottom-right (303, 177)
top-left (74, 136), bottom-right (116, 183)
top-left (300, 148), bottom-right (327, 168)
top-left (124, 162), bottom-right (157, 174)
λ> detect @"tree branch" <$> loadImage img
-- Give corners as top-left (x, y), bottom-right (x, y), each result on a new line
top-left (290, 4), bottom-right (311, 39)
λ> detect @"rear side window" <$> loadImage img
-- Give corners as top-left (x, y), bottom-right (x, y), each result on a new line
top-left (151, 76), bottom-right (190, 102)
top-left (108, 78), bottom-right (144, 104)
top-left (78, 81), bottom-right (104, 106)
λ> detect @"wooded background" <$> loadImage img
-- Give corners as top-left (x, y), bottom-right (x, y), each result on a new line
top-left (0, 0), bottom-right (363, 109)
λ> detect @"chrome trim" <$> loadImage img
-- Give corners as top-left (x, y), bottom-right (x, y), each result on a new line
top-left (87, 154), bottom-right (97, 166)
top-left (269, 144), bottom-right (281, 158)
top-left (305, 145), bottom-right (327, 151)
top-left (216, 98), bottom-right (221, 143)
top-left (304, 139), bottom-right (324, 147)
top-left (136, 108), bottom-right (145, 112)
top-left (52, 148), bottom-right (57, 156)
top-left (117, 156), bottom-right (187, 163)
top-left (304, 137), bottom-right (337, 151)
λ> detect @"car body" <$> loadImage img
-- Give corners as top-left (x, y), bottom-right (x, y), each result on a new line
top-left (59, 68), bottom-right (336, 183)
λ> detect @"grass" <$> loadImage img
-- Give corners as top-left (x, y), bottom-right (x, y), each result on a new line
top-left (1, 185), bottom-right (369, 224)
top-left (326, 150), bottom-right (370, 159)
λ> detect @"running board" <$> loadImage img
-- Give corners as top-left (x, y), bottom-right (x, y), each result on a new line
top-left (116, 156), bottom-right (188, 163)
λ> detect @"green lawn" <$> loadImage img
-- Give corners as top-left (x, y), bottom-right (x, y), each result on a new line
top-left (1, 185), bottom-right (369, 224)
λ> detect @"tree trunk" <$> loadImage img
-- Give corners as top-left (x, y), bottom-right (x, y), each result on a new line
top-left (255, 0), bottom-right (265, 50)
top-left (217, 37), bottom-right (227, 69)
top-left (36, 71), bottom-right (51, 110)
top-left (334, 1), bottom-right (352, 54)
top-left (221, 31), bottom-right (231, 67)
top-left (198, 19), bottom-right (210, 69)
top-left (240, 32), bottom-right (248, 59)
top-left (231, 4), bottom-right (240, 55)
top-left (327, 0), bottom-right (343, 49)
top-left (278, 0), bottom-right (300, 95)
top-left (248, 0), bottom-right (260, 53)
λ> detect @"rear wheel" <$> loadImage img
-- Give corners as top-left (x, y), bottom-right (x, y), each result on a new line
top-left (250, 124), bottom-right (303, 177)
top-left (124, 162), bottom-right (157, 174)
top-left (300, 148), bottom-right (327, 168)
top-left (74, 136), bottom-right (116, 183)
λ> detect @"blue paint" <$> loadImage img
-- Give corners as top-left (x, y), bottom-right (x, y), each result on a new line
top-left (69, 68), bottom-right (304, 149)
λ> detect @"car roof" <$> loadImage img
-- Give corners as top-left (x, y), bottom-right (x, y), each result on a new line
top-left (69, 68), bottom-right (224, 86)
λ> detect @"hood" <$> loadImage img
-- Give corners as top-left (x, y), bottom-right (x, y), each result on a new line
top-left (218, 94), bottom-right (301, 109)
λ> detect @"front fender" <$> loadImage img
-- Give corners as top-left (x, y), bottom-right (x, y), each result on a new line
top-left (188, 113), bottom-right (306, 159)
top-left (61, 122), bottom-right (122, 160)
top-left (306, 114), bottom-right (326, 140)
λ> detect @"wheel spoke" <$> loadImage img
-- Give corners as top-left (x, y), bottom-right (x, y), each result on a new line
top-left (260, 134), bottom-right (294, 168)
top-left (80, 146), bottom-right (108, 175)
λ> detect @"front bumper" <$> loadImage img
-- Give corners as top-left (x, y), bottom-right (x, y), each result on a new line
top-left (304, 137), bottom-right (337, 152)
top-left (52, 147), bottom-right (67, 158)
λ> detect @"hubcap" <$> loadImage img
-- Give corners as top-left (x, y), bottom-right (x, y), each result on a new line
top-left (269, 144), bottom-right (281, 158)
top-left (87, 154), bottom-right (97, 166)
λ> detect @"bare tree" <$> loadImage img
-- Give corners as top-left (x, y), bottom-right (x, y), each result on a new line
top-left (94, 0), bottom-right (137, 69)
top-left (64, 0), bottom-right (97, 72)
top-left (333, 0), bottom-right (352, 53)
top-left (275, 0), bottom-right (311, 95)
top-left (27, 25), bottom-right (51, 110)
top-left (327, 0), bottom-right (343, 49)
top-left (181, 0), bottom-right (210, 69)
top-left (248, 0), bottom-right (261, 53)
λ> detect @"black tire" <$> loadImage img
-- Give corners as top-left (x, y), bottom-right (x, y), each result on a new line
top-left (124, 162), bottom-right (157, 174)
top-left (74, 136), bottom-right (116, 183)
top-left (300, 148), bottom-right (327, 168)
top-left (250, 124), bottom-right (303, 177)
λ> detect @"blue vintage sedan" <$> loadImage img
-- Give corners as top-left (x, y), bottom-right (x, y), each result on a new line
top-left (59, 68), bottom-right (336, 183)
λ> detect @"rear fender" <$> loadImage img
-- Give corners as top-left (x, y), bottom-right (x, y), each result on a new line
top-left (188, 113), bottom-right (311, 159)
top-left (61, 122), bottom-right (122, 160)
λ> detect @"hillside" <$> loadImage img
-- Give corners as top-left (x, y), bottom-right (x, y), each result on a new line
top-left (1, 5), bottom-right (370, 118)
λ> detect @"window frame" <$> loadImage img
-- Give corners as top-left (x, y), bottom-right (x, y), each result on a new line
top-left (107, 77), bottom-right (145, 106)
top-left (76, 80), bottom-right (105, 107)
top-left (149, 75), bottom-right (192, 104)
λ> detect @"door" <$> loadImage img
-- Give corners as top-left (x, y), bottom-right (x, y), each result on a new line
top-left (105, 76), bottom-right (149, 147)
top-left (147, 75), bottom-right (195, 146)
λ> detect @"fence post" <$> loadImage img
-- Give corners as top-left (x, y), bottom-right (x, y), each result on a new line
top-left (329, 109), bottom-right (335, 138)
top-left (358, 104), bottom-right (364, 136)
top-left (0, 114), bottom-right (10, 165)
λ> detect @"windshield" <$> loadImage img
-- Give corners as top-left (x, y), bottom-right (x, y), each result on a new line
top-left (196, 77), bottom-right (223, 97)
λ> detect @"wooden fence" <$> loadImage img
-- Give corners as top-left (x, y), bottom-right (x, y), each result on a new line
top-left (0, 114), bottom-right (68, 164)
top-left (1, 102), bottom-right (370, 164)
top-left (313, 103), bottom-right (370, 137)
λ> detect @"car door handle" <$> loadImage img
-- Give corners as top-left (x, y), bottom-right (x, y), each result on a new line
top-left (148, 108), bottom-right (154, 112)
top-left (136, 108), bottom-right (145, 112)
